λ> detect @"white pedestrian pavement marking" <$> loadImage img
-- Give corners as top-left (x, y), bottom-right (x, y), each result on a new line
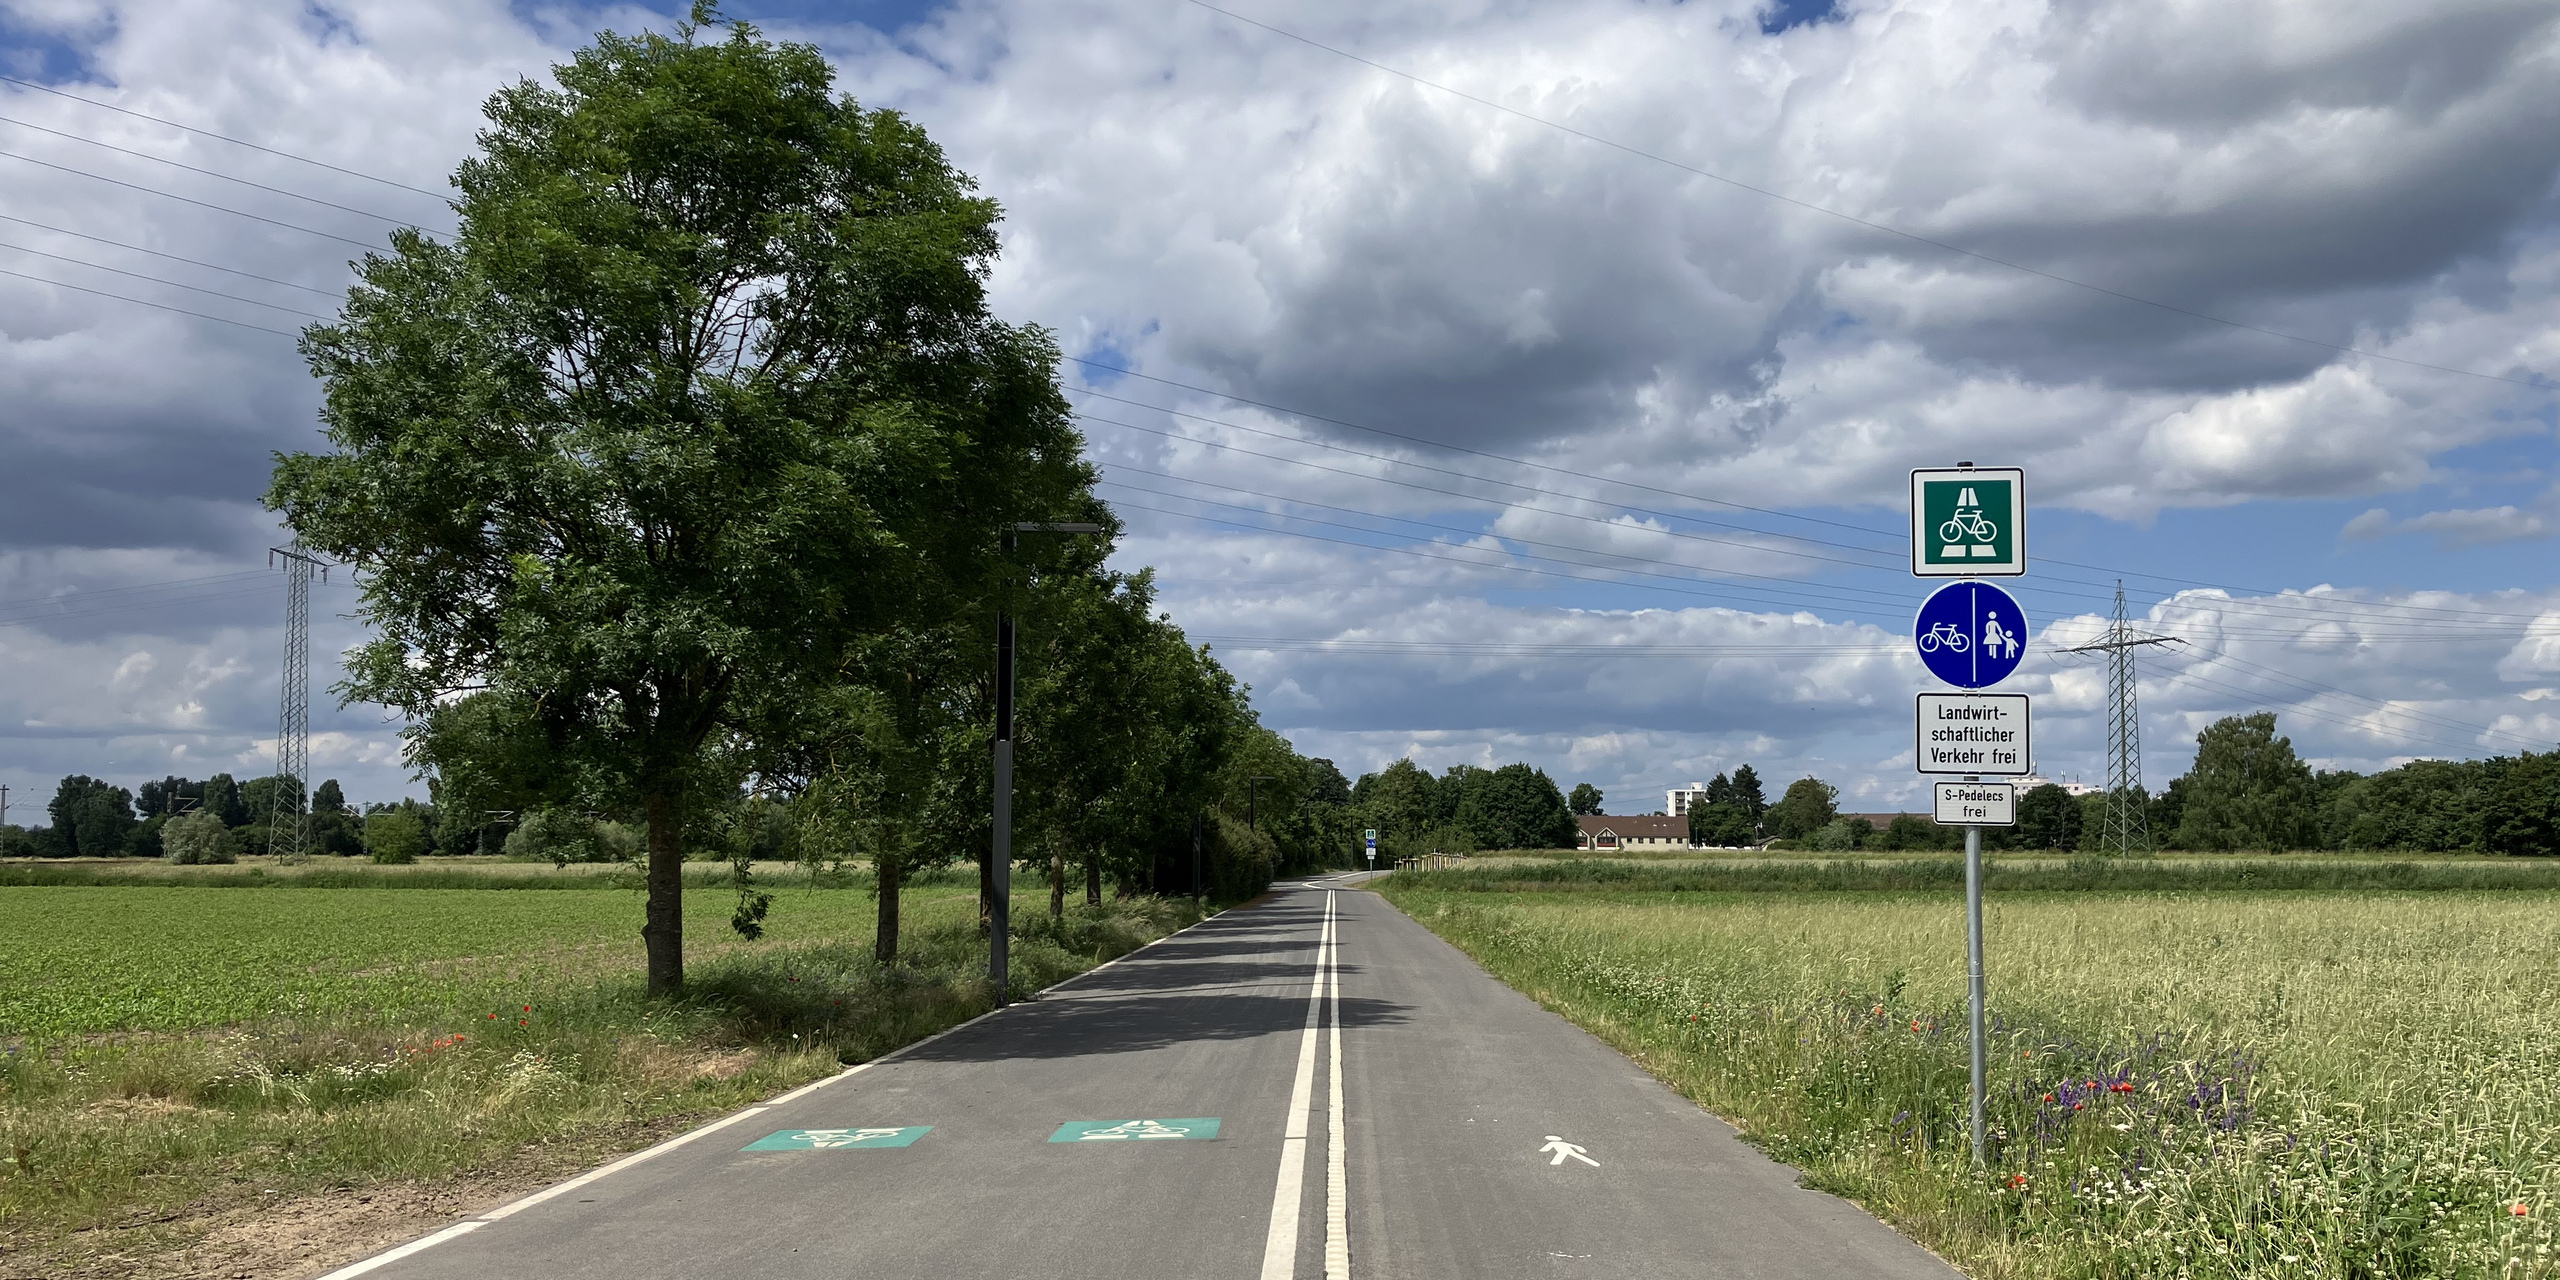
top-left (1541, 1136), bottom-right (1599, 1167)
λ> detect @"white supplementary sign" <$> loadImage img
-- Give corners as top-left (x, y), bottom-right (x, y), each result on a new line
top-left (1916, 693), bottom-right (2031, 776)
top-left (1539, 1136), bottom-right (1598, 1167)
top-left (1933, 781), bottom-right (2016, 827)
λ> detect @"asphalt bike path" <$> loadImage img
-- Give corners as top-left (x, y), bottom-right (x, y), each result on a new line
top-left (326, 876), bottom-right (1953, 1279)
top-left (1333, 882), bottom-right (1953, 1278)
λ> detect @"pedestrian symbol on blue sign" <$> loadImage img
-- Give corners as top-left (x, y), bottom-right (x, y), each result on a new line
top-left (1913, 581), bottom-right (2028, 689)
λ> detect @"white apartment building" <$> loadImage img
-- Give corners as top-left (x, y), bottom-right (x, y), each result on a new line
top-left (2014, 774), bottom-right (2102, 797)
top-left (1666, 782), bottom-right (1711, 816)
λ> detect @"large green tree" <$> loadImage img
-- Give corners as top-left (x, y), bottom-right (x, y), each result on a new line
top-left (1454, 762), bottom-right (1575, 849)
top-left (1353, 759), bottom-right (1439, 859)
top-left (2015, 783), bottom-right (2082, 850)
top-left (2171, 713), bottom-right (2319, 851)
top-left (1766, 776), bottom-right (1839, 841)
top-left (47, 776), bottom-right (136, 858)
top-left (1728, 764), bottom-right (1769, 828)
top-left (270, 12), bottom-right (1087, 993)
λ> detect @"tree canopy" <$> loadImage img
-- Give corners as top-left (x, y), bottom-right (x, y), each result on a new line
top-left (2172, 713), bottom-right (2319, 851)
top-left (270, 14), bottom-right (1095, 992)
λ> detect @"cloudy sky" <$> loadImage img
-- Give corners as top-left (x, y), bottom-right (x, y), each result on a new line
top-left (1, 0), bottom-right (2555, 819)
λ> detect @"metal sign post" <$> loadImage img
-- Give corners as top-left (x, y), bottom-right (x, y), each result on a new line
top-left (1363, 828), bottom-right (1377, 869)
top-left (989, 522), bottom-right (1104, 1006)
top-left (1965, 820), bottom-right (1986, 1164)
top-left (1910, 462), bottom-right (2026, 1169)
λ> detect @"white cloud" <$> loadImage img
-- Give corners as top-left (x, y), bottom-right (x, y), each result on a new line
top-left (2340, 501), bottom-right (2554, 547)
top-left (1, 0), bottom-right (2556, 812)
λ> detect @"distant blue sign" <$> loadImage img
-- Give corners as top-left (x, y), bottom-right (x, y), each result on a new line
top-left (1913, 581), bottom-right (2028, 689)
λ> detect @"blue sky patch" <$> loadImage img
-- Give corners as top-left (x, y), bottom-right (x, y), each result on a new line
top-left (1761, 0), bottom-right (1841, 36)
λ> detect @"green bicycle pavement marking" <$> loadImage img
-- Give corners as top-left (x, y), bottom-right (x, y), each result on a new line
top-left (1048, 1118), bottom-right (1222, 1142)
top-left (742, 1126), bottom-right (932, 1150)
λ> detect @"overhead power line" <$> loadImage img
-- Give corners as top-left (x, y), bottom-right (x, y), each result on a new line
top-left (0, 212), bottom-right (347, 295)
top-left (1068, 358), bottom-right (1901, 548)
top-left (1103, 459), bottom-right (1924, 612)
top-left (1196, 635), bottom-right (1904, 655)
top-left (2150, 663), bottom-right (2539, 755)
top-left (0, 148), bottom-right (385, 249)
top-left (1079, 405), bottom-right (2555, 634)
top-left (0, 73), bottom-right (454, 200)
top-left (0, 239), bottom-right (336, 319)
top-left (0, 263), bottom-right (296, 335)
top-left (0, 114), bottom-right (454, 231)
top-left (1099, 479), bottom-right (1908, 622)
top-left (0, 569), bottom-right (269, 613)
top-left (1182, 1), bottom-right (2551, 392)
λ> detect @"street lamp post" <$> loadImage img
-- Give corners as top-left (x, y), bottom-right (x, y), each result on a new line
top-left (1246, 774), bottom-right (1276, 831)
top-left (989, 521), bottom-right (1103, 1008)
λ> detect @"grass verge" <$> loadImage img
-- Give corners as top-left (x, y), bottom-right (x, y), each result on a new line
top-left (1380, 882), bottom-right (2559, 1279)
top-left (0, 880), bottom-right (1207, 1277)
top-left (1398, 855), bottom-right (2560, 894)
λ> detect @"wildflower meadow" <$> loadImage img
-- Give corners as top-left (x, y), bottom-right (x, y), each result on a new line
top-left (1382, 883), bottom-right (2560, 1279)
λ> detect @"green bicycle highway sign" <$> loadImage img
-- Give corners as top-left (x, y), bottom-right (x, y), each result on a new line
top-left (1911, 467), bottom-right (2025, 577)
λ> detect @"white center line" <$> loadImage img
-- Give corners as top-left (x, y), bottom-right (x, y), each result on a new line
top-left (1323, 892), bottom-right (1350, 1280)
top-left (1259, 889), bottom-right (1335, 1280)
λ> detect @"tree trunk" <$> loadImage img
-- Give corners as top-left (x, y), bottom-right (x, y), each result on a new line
top-left (1049, 851), bottom-right (1065, 920)
top-left (641, 787), bottom-right (685, 996)
top-left (1084, 849), bottom-right (1100, 907)
top-left (874, 845), bottom-right (902, 965)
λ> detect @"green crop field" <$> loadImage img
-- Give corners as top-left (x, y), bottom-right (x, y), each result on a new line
top-left (1381, 881), bottom-right (2560, 1279)
top-left (0, 878), bottom-right (1201, 1278)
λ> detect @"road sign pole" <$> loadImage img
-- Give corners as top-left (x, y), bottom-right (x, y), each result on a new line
top-left (987, 522), bottom-right (1104, 1006)
top-left (1965, 819), bottom-right (1987, 1167)
top-left (991, 608), bottom-right (1015, 1006)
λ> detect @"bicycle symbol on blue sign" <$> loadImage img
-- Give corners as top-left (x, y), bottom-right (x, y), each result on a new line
top-left (1913, 581), bottom-right (2028, 689)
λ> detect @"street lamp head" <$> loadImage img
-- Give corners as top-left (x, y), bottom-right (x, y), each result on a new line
top-left (1011, 522), bottom-right (1104, 533)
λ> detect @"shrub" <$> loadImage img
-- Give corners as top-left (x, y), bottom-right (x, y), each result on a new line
top-left (1812, 817), bottom-right (1869, 851)
top-left (365, 810), bottom-right (428, 864)
top-left (503, 808), bottom-right (635, 866)
top-left (161, 811), bottom-right (239, 865)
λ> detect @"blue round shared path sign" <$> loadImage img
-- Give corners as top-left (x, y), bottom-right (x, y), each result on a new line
top-left (1913, 580), bottom-right (2028, 689)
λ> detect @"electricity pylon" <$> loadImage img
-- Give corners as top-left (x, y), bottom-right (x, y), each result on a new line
top-left (269, 545), bottom-right (329, 862)
top-left (2058, 582), bottom-right (2180, 855)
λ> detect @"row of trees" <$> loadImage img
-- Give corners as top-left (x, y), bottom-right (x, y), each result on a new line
top-left (1795, 713), bottom-right (2560, 855)
top-left (0, 774), bottom-right (438, 862)
top-left (1348, 759), bottom-right (1576, 857)
top-left (239, 14), bottom-right (1344, 993)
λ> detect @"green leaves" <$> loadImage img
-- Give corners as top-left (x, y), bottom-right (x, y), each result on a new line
top-left (268, 15), bottom-right (1088, 992)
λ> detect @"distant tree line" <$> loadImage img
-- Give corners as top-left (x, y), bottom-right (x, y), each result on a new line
top-left (0, 774), bottom-right (411, 862)
top-left (1350, 759), bottom-right (1576, 857)
top-left (1796, 712), bottom-right (2560, 855)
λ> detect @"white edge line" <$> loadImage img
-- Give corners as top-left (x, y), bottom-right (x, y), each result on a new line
top-left (310, 1221), bottom-right (487, 1280)
top-left (474, 1105), bottom-right (772, 1223)
top-left (311, 897), bottom-right (1248, 1277)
